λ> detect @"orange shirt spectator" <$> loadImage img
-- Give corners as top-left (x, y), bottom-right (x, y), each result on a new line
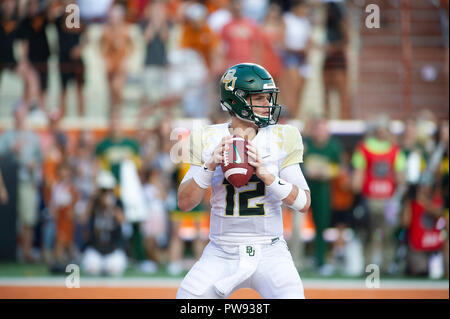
top-left (40, 113), bottom-right (68, 206)
top-left (50, 162), bottom-right (78, 265)
top-left (180, 2), bottom-right (220, 70)
top-left (52, 181), bottom-right (78, 246)
top-left (331, 168), bottom-right (354, 212)
top-left (205, 0), bottom-right (230, 13)
top-left (100, 24), bottom-right (133, 74)
top-left (99, 3), bottom-right (134, 112)
top-left (180, 21), bottom-right (220, 69)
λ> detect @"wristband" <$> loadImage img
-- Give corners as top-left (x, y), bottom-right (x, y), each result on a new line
top-left (193, 164), bottom-right (214, 189)
top-left (266, 176), bottom-right (293, 200)
top-left (289, 188), bottom-right (307, 211)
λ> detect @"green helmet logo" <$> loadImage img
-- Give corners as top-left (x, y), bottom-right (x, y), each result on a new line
top-left (220, 63), bottom-right (282, 128)
top-left (223, 69), bottom-right (237, 91)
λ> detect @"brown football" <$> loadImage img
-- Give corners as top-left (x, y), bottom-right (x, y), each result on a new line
top-left (221, 135), bottom-right (254, 188)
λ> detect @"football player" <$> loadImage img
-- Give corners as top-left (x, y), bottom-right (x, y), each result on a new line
top-left (176, 63), bottom-right (311, 298)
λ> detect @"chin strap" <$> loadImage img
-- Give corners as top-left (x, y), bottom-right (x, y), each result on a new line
top-left (220, 101), bottom-right (229, 112)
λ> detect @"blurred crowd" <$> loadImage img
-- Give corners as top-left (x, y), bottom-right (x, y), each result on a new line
top-left (0, 106), bottom-right (202, 276)
top-left (0, 0), bottom-right (352, 120)
top-left (301, 114), bottom-right (449, 278)
top-left (0, 105), bottom-right (448, 279)
top-left (0, 0), bottom-right (448, 280)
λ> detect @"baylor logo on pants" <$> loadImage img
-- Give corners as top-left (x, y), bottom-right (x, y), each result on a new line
top-left (246, 246), bottom-right (255, 256)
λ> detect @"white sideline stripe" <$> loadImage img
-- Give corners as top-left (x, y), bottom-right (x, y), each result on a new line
top-left (0, 277), bottom-right (182, 287)
top-left (302, 279), bottom-right (449, 290)
top-left (224, 168), bottom-right (247, 179)
top-left (0, 278), bottom-right (447, 290)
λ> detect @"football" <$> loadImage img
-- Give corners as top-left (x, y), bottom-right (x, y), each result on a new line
top-left (221, 135), bottom-right (254, 188)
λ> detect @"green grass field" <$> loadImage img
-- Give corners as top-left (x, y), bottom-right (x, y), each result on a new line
top-left (0, 261), bottom-right (447, 283)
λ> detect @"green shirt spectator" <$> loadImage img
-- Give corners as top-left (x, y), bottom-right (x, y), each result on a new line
top-left (302, 118), bottom-right (343, 271)
top-left (95, 137), bottom-right (141, 184)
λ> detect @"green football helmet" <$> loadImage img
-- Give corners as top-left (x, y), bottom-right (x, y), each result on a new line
top-left (220, 63), bottom-right (282, 128)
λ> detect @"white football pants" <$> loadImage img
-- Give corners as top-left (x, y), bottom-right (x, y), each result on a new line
top-left (176, 239), bottom-right (305, 299)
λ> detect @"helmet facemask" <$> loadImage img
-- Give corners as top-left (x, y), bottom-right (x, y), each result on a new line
top-left (222, 88), bottom-right (282, 128)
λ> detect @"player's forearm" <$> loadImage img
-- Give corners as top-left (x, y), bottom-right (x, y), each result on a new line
top-left (177, 178), bottom-right (207, 212)
top-left (261, 172), bottom-right (309, 209)
top-left (268, 165), bottom-right (311, 213)
top-left (282, 184), bottom-right (298, 207)
top-left (282, 186), bottom-right (310, 213)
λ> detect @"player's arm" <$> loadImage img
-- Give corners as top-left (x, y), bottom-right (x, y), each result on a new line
top-left (280, 164), bottom-right (311, 213)
top-left (246, 126), bottom-right (310, 213)
top-left (177, 165), bottom-right (210, 212)
top-left (247, 142), bottom-right (310, 213)
top-left (177, 136), bottom-right (233, 212)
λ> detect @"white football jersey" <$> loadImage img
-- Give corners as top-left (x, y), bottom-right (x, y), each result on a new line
top-left (188, 122), bottom-right (304, 245)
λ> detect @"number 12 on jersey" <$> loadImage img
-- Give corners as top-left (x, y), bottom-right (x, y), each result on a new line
top-left (223, 175), bottom-right (266, 216)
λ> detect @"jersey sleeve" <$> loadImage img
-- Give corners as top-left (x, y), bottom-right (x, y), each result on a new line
top-left (281, 125), bottom-right (304, 169)
top-left (188, 126), bottom-right (203, 166)
top-left (180, 164), bottom-right (202, 185)
top-left (280, 164), bottom-right (310, 191)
